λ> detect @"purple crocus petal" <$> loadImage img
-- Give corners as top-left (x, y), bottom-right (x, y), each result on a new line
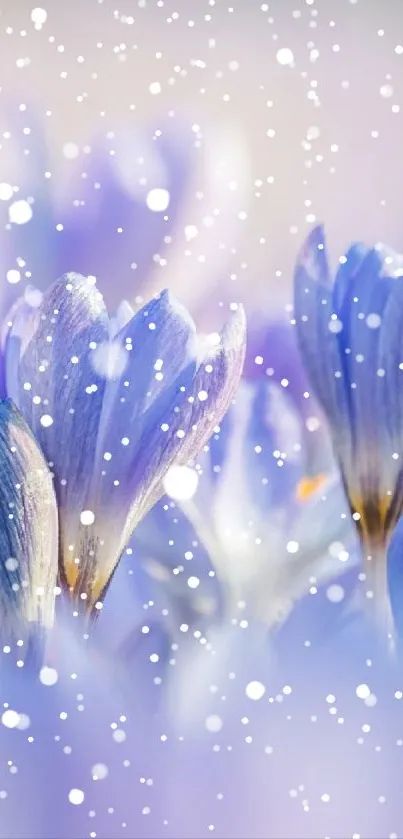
top-left (94, 289), bottom-right (197, 450)
top-left (53, 122), bottom-right (195, 310)
top-left (5, 274), bottom-right (110, 599)
top-left (82, 305), bottom-right (245, 609)
top-left (124, 304), bottom-right (247, 520)
top-left (0, 400), bottom-right (58, 647)
top-left (53, 290), bottom-right (199, 607)
top-left (293, 225), bottom-right (347, 429)
top-left (108, 299), bottom-right (135, 338)
top-left (2, 294), bottom-right (44, 403)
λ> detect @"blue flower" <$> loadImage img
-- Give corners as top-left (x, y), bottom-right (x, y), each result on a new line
top-left (2, 273), bottom-right (246, 613)
top-left (294, 225), bottom-right (403, 618)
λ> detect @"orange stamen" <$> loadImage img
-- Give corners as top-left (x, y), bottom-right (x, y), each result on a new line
top-left (296, 473), bottom-right (327, 503)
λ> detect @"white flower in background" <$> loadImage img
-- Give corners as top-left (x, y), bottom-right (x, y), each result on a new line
top-left (118, 378), bottom-right (359, 731)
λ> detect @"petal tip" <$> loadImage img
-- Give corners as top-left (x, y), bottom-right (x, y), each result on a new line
top-left (295, 223), bottom-right (329, 286)
top-left (155, 288), bottom-right (197, 334)
top-left (302, 223), bottom-right (326, 255)
top-left (222, 304), bottom-right (247, 351)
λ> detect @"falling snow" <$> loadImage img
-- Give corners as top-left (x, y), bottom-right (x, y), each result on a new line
top-left (0, 1), bottom-right (401, 838)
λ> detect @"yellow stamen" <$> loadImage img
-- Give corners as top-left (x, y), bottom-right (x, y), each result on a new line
top-left (295, 473), bottom-right (327, 503)
top-left (63, 559), bottom-right (109, 611)
top-left (64, 559), bottom-right (80, 589)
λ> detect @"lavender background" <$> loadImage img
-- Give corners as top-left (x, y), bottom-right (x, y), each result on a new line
top-left (0, 1), bottom-right (403, 838)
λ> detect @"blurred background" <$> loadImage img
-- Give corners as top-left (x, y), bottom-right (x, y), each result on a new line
top-left (0, 0), bottom-right (403, 326)
top-left (1, 3), bottom-right (403, 838)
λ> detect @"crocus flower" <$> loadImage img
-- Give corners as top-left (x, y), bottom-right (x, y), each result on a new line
top-left (2, 272), bottom-right (246, 616)
top-left (294, 225), bottom-right (403, 628)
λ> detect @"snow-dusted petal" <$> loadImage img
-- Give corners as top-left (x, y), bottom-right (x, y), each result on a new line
top-left (87, 311), bottom-right (245, 598)
top-left (55, 290), bottom-right (198, 607)
top-left (337, 247), bottom-right (400, 546)
top-left (94, 289), bottom-right (198, 457)
top-left (2, 294), bottom-right (44, 403)
top-left (332, 242), bottom-right (369, 314)
top-left (4, 274), bottom-right (110, 597)
top-left (76, 305), bottom-right (246, 609)
top-left (0, 400), bottom-right (58, 646)
top-left (108, 299), bottom-right (135, 338)
top-left (294, 226), bottom-right (403, 618)
top-left (293, 225), bottom-right (350, 452)
top-left (123, 304), bottom-right (247, 522)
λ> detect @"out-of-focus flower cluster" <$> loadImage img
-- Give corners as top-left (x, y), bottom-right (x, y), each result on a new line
top-left (1, 103), bottom-right (403, 839)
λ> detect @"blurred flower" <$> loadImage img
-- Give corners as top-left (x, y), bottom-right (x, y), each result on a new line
top-left (244, 313), bottom-right (334, 473)
top-left (2, 273), bottom-right (246, 615)
top-left (294, 225), bottom-right (403, 628)
top-left (162, 378), bottom-right (355, 630)
top-left (94, 484), bottom-right (222, 696)
top-left (0, 104), bottom-right (194, 313)
top-left (112, 376), bottom-right (357, 729)
top-left (0, 102), bottom-right (250, 325)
